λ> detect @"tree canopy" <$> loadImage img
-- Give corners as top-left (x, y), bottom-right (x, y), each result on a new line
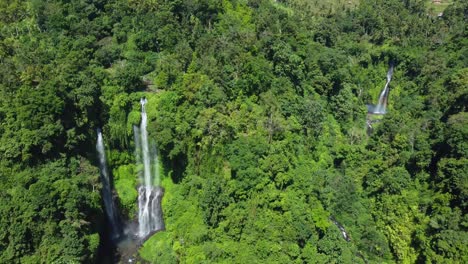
top-left (0, 0), bottom-right (466, 263)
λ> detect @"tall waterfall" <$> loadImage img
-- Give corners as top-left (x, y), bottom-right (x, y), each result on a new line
top-left (135, 98), bottom-right (164, 239)
top-left (96, 130), bottom-right (120, 239)
top-left (374, 65), bottom-right (394, 114)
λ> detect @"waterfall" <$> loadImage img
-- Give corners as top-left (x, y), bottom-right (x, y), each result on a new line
top-left (96, 130), bottom-right (120, 239)
top-left (330, 217), bottom-right (350, 242)
top-left (135, 98), bottom-right (164, 239)
top-left (374, 65), bottom-right (394, 114)
top-left (140, 98), bottom-right (152, 188)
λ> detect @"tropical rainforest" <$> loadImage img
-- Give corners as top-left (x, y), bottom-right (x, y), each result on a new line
top-left (0, 0), bottom-right (466, 263)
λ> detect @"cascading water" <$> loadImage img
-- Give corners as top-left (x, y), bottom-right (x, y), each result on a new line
top-left (330, 217), bottom-right (351, 242)
top-left (96, 130), bottom-right (120, 239)
top-left (374, 65), bottom-right (394, 114)
top-left (135, 98), bottom-right (164, 239)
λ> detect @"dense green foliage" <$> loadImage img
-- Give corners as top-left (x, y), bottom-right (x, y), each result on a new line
top-left (0, 0), bottom-right (466, 263)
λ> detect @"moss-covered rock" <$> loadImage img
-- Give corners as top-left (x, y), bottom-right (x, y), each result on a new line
top-left (113, 164), bottom-right (138, 218)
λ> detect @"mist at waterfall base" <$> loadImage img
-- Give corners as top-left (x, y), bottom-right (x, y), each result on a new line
top-left (95, 99), bottom-right (164, 262)
top-left (96, 130), bottom-right (121, 240)
top-left (367, 65), bottom-right (394, 114)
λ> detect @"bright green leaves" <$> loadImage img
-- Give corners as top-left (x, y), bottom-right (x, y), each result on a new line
top-left (366, 166), bottom-right (412, 195)
top-left (270, 41), bottom-right (305, 86)
top-left (108, 93), bottom-right (131, 147)
top-left (176, 73), bottom-right (225, 107)
top-left (113, 164), bottom-right (138, 217)
top-left (200, 176), bottom-right (231, 228)
top-left (330, 83), bottom-right (363, 127)
top-left (0, 158), bottom-right (101, 263)
top-left (0, 84), bottom-right (64, 163)
top-left (140, 232), bottom-right (178, 264)
top-left (445, 112), bottom-right (468, 158)
top-left (0, 0), bottom-right (466, 263)
top-left (436, 158), bottom-right (468, 210)
top-left (227, 135), bottom-right (268, 194)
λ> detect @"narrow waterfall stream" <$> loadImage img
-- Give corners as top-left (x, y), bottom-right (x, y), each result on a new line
top-left (330, 217), bottom-right (351, 242)
top-left (366, 64), bottom-right (395, 133)
top-left (96, 130), bottom-right (121, 239)
top-left (374, 65), bottom-right (394, 114)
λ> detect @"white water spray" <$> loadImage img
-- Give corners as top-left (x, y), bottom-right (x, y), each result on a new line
top-left (96, 130), bottom-right (120, 239)
top-left (374, 65), bottom-right (394, 114)
top-left (135, 98), bottom-right (164, 239)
